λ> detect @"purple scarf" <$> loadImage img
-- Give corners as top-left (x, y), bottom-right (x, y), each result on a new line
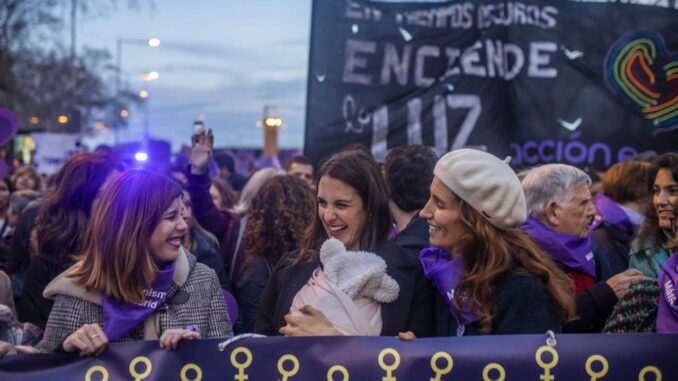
top-left (656, 253), bottom-right (678, 333)
top-left (102, 262), bottom-right (175, 341)
top-left (420, 246), bottom-right (479, 336)
top-left (521, 217), bottom-right (596, 278)
top-left (595, 195), bottom-right (634, 234)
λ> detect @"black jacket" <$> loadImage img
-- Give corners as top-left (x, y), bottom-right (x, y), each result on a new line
top-left (563, 245), bottom-right (618, 333)
top-left (389, 215), bottom-right (430, 260)
top-left (235, 255), bottom-right (273, 333)
top-left (591, 222), bottom-right (633, 277)
top-left (564, 281), bottom-right (618, 333)
top-left (190, 226), bottom-right (229, 288)
top-left (434, 274), bottom-right (562, 336)
top-left (254, 242), bottom-right (435, 337)
top-left (19, 252), bottom-right (71, 329)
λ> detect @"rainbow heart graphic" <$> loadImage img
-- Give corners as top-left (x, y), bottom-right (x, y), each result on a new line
top-left (605, 30), bottom-right (678, 134)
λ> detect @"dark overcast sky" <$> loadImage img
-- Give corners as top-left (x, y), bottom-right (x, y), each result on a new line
top-left (77, 0), bottom-right (312, 151)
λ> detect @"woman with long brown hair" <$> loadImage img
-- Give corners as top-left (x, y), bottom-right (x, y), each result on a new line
top-left (419, 149), bottom-right (575, 335)
top-left (20, 152), bottom-right (121, 328)
top-left (38, 170), bottom-right (232, 355)
top-left (254, 150), bottom-right (433, 337)
top-left (629, 152), bottom-right (678, 278)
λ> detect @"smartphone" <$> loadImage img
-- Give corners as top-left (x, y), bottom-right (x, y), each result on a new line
top-left (193, 121), bottom-right (205, 135)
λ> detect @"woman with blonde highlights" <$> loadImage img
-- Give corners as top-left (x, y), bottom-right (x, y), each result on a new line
top-left (419, 149), bottom-right (575, 335)
top-left (38, 170), bottom-right (232, 356)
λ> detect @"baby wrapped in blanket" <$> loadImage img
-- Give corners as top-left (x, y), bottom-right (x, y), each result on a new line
top-left (289, 238), bottom-right (400, 336)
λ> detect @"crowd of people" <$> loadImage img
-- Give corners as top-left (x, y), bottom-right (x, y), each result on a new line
top-left (0, 128), bottom-right (676, 357)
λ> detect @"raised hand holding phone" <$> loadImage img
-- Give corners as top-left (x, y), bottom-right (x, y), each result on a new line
top-left (191, 128), bottom-right (214, 175)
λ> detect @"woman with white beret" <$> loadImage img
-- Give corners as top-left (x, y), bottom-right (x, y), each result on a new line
top-left (418, 149), bottom-right (575, 335)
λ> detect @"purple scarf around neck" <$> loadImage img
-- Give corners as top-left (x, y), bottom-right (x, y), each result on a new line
top-left (419, 246), bottom-right (478, 336)
top-left (595, 195), bottom-right (634, 234)
top-left (656, 253), bottom-right (678, 333)
top-left (102, 262), bottom-right (175, 341)
top-left (521, 217), bottom-right (596, 278)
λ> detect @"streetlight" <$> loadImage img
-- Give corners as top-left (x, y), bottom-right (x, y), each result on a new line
top-left (148, 38), bottom-right (160, 48)
top-left (139, 70), bottom-right (160, 145)
top-left (116, 37), bottom-right (160, 98)
top-left (261, 106), bottom-right (281, 157)
top-left (264, 117), bottom-right (282, 128)
top-left (142, 71), bottom-right (159, 81)
top-left (115, 37), bottom-right (160, 143)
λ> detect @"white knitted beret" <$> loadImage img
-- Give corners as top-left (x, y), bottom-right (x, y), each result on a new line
top-left (433, 149), bottom-right (526, 230)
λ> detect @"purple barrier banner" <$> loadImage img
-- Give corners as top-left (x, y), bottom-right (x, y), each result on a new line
top-left (1, 334), bottom-right (676, 380)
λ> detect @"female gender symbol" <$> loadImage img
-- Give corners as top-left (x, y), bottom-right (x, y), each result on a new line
top-left (277, 354), bottom-right (300, 381)
top-left (129, 356), bottom-right (152, 381)
top-left (180, 364), bottom-right (202, 381)
top-left (85, 365), bottom-right (109, 381)
top-left (430, 352), bottom-right (454, 381)
top-left (535, 345), bottom-right (559, 381)
top-left (326, 365), bottom-right (349, 381)
top-left (230, 347), bottom-right (253, 381)
top-left (585, 355), bottom-right (609, 381)
top-left (482, 363), bottom-right (506, 381)
top-left (378, 348), bottom-right (401, 381)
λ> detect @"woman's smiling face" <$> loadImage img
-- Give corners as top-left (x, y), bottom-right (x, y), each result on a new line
top-left (419, 177), bottom-right (465, 254)
top-left (317, 175), bottom-right (368, 251)
top-left (653, 168), bottom-right (678, 230)
top-left (149, 197), bottom-right (189, 264)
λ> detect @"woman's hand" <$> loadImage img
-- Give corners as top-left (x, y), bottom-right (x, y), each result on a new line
top-left (606, 268), bottom-right (650, 299)
top-left (159, 328), bottom-right (201, 351)
top-left (14, 345), bottom-right (39, 354)
top-left (62, 323), bottom-right (108, 357)
top-left (0, 341), bottom-right (17, 357)
top-left (279, 305), bottom-right (341, 336)
top-left (397, 331), bottom-right (416, 341)
top-left (190, 130), bottom-right (214, 175)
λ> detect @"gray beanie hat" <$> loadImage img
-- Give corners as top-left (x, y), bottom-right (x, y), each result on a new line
top-left (433, 149), bottom-right (526, 230)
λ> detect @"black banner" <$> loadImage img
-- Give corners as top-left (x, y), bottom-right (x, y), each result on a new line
top-left (1, 335), bottom-right (677, 380)
top-left (304, 0), bottom-right (678, 169)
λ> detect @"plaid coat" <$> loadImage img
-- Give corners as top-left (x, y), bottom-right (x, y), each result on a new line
top-left (38, 249), bottom-right (232, 352)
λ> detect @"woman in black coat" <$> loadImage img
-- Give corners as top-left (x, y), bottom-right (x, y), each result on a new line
top-left (254, 150), bottom-right (434, 337)
top-left (234, 175), bottom-right (315, 333)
